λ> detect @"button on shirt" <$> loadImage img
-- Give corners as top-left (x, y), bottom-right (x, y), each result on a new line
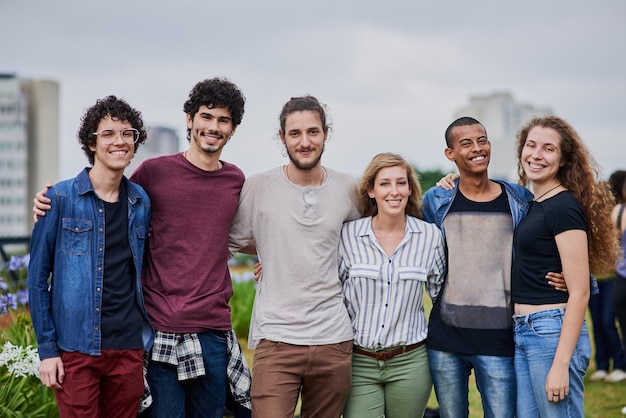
top-left (338, 216), bottom-right (446, 350)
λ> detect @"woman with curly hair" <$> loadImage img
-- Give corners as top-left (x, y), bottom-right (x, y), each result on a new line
top-left (511, 116), bottom-right (619, 417)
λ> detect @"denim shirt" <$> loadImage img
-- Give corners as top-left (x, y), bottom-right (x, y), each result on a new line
top-left (422, 178), bottom-right (533, 234)
top-left (421, 178), bottom-right (598, 295)
top-left (28, 168), bottom-right (154, 360)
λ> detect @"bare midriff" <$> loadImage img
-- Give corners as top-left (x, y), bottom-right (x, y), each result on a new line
top-left (514, 302), bottom-right (568, 316)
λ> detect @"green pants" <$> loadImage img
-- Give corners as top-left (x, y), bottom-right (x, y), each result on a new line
top-left (343, 345), bottom-right (432, 418)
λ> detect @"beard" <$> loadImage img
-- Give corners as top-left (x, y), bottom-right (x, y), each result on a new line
top-left (193, 130), bottom-right (227, 154)
top-left (286, 143), bottom-right (325, 170)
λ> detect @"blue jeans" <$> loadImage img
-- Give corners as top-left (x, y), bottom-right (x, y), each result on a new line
top-left (513, 309), bottom-right (590, 418)
top-left (428, 349), bottom-right (515, 418)
top-left (147, 330), bottom-right (228, 418)
top-left (589, 280), bottom-right (626, 370)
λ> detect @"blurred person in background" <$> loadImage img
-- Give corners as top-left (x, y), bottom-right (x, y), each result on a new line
top-left (610, 172), bottom-right (626, 415)
top-left (587, 170), bottom-right (626, 383)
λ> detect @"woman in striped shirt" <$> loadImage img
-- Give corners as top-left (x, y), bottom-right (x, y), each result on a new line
top-left (339, 152), bottom-right (446, 418)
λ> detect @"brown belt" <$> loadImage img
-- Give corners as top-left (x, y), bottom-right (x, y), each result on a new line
top-left (352, 341), bottom-right (426, 361)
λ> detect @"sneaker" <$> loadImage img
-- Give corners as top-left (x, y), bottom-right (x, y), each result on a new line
top-left (605, 369), bottom-right (626, 382)
top-left (590, 369), bottom-right (608, 381)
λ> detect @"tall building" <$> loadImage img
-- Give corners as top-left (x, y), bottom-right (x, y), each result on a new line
top-left (127, 126), bottom-right (180, 174)
top-left (454, 92), bottom-right (552, 180)
top-left (0, 74), bottom-right (59, 237)
top-left (0, 74), bottom-right (28, 237)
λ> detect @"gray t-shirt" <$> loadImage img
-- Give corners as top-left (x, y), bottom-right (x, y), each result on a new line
top-left (229, 166), bottom-right (361, 348)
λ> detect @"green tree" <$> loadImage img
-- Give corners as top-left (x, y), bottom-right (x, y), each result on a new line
top-left (415, 167), bottom-right (449, 192)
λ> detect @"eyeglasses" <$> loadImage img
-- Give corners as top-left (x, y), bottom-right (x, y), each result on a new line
top-left (92, 128), bottom-right (140, 144)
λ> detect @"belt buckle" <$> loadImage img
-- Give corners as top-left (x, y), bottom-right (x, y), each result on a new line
top-left (374, 347), bottom-right (400, 361)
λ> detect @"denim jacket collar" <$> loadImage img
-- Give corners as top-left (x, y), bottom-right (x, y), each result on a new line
top-left (76, 167), bottom-right (143, 205)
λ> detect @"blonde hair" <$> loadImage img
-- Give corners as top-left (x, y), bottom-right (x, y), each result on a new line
top-left (516, 116), bottom-right (619, 276)
top-left (358, 153), bottom-right (423, 219)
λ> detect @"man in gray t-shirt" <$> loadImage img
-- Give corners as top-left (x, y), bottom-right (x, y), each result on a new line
top-left (229, 96), bottom-right (360, 418)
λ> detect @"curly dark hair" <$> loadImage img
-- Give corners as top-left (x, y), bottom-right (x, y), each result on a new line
top-left (78, 96), bottom-right (147, 165)
top-left (516, 116), bottom-right (619, 276)
top-left (183, 77), bottom-right (246, 141)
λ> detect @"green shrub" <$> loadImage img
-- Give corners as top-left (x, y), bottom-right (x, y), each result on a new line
top-left (230, 279), bottom-right (256, 338)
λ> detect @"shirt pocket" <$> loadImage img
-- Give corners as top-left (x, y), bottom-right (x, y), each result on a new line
top-left (398, 266), bottom-right (428, 282)
top-left (135, 225), bottom-right (146, 241)
top-left (62, 218), bottom-right (92, 255)
top-left (348, 263), bottom-right (381, 281)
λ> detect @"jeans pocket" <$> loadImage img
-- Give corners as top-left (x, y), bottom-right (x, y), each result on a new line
top-left (253, 340), bottom-right (283, 360)
top-left (529, 316), bottom-right (562, 337)
top-left (335, 340), bottom-right (354, 355)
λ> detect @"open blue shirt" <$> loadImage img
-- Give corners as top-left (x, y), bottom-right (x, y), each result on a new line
top-left (28, 168), bottom-right (153, 360)
top-left (421, 178), bottom-right (597, 300)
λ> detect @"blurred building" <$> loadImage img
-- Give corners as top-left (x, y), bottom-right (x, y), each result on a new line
top-left (0, 73), bottom-right (181, 238)
top-left (127, 126), bottom-right (180, 174)
top-left (455, 92), bottom-right (552, 180)
top-left (0, 74), bottom-right (59, 237)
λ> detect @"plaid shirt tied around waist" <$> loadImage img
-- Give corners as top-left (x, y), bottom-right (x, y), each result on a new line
top-left (140, 329), bottom-right (251, 412)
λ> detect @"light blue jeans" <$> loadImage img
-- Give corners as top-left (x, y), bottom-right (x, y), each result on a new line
top-left (513, 308), bottom-right (590, 418)
top-left (428, 349), bottom-right (515, 418)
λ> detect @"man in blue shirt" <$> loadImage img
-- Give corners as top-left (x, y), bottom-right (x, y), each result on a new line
top-left (28, 96), bottom-right (153, 418)
top-left (422, 116), bottom-right (532, 418)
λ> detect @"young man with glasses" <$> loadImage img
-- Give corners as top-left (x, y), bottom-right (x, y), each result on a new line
top-left (28, 96), bottom-right (153, 417)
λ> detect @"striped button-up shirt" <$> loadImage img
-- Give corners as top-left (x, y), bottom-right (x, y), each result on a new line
top-left (338, 216), bottom-right (446, 350)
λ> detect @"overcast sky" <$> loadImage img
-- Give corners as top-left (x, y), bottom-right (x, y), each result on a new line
top-left (2, 0), bottom-right (625, 181)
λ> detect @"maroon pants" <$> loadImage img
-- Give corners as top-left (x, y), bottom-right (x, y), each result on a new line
top-left (55, 349), bottom-right (144, 418)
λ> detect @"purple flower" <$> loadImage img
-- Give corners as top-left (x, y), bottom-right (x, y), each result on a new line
top-left (17, 289), bottom-right (28, 306)
top-left (0, 293), bottom-right (18, 311)
top-left (7, 255), bottom-right (29, 271)
top-left (0, 295), bottom-right (10, 315)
